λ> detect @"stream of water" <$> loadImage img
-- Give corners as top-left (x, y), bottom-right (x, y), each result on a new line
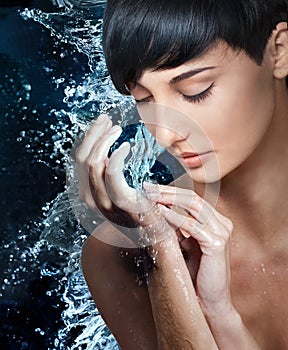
top-left (1, 1), bottom-right (178, 348)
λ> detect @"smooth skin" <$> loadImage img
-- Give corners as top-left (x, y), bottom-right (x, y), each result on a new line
top-left (80, 23), bottom-right (288, 349)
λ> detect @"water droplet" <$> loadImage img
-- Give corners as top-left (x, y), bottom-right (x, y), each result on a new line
top-left (138, 213), bottom-right (145, 222)
top-left (261, 263), bottom-right (266, 273)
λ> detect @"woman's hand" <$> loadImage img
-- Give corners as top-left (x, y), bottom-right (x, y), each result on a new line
top-left (76, 116), bottom-right (260, 349)
top-left (76, 114), bottom-right (170, 246)
top-left (144, 182), bottom-right (234, 317)
top-left (144, 184), bottom-right (263, 349)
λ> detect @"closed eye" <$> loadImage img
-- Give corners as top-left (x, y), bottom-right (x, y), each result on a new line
top-left (181, 82), bottom-right (215, 104)
top-left (135, 96), bottom-right (153, 104)
top-left (134, 82), bottom-right (215, 104)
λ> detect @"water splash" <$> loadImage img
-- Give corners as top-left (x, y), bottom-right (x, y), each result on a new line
top-left (51, 0), bottom-right (106, 10)
top-left (124, 123), bottom-right (164, 190)
top-left (57, 268), bottom-right (120, 350)
top-left (18, 1), bottom-right (168, 349)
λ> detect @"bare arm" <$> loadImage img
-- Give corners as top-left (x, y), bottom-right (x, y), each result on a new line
top-left (81, 222), bottom-right (218, 350)
top-left (147, 233), bottom-right (217, 350)
top-left (145, 184), bottom-right (262, 350)
top-left (81, 223), bottom-right (158, 350)
top-left (205, 310), bottom-right (261, 350)
top-left (77, 115), bottom-right (261, 349)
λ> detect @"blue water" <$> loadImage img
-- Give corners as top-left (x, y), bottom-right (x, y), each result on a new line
top-left (0, 1), bottom-right (183, 349)
top-left (1, 1), bottom-right (121, 348)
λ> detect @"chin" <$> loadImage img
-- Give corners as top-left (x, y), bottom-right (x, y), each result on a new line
top-left (186, 168), bottom-right (223, 184)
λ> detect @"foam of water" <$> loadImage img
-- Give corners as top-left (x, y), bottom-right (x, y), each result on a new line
top-left (18, 2), bottom-right (166, 349)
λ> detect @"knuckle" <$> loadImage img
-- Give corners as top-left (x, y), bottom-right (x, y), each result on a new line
top-left (222, 217), bottom-right (234, 233)
top-left (216, 227), bottom-right (231, 243)
top-left (88, 157), bottom-right (100, 172)
top-left (85, 126), bottom-right (97, 138)
top-left (88, 162), bottom-right (95, 172)
top-left (183, 217), bottom-right (197, 232)
top-left (105, 166), bottom-right (118, 177)
top-left (218, 214), bottom-right (234, 232)
top-left (75, 148), bottom-right (85, 164)
top-left (212, 236), bottom-right (228, 249)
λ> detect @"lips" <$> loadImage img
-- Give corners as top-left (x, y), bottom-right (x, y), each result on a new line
top-left (176, 151), bottom-right (212, 168)
top-left (181, 152), bottom-right (202, 158)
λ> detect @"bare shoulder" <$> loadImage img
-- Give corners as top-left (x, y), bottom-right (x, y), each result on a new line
top-left (81, 221), bottom-right (158, 350)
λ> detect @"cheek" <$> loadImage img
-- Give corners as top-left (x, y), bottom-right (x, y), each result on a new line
top-left (196, 74), bottom-right (275, 180)
top-left (208, 76), bottom-right (275, 156)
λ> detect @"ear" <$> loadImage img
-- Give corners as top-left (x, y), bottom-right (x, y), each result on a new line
top-left (271, 22), bottom-right (288, 79)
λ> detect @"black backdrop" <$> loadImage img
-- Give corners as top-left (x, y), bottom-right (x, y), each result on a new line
top-left (0, 1), bottom-right (89, 348)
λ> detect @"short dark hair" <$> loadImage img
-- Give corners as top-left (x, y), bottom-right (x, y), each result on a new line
top-left (103, 0), bottom-right (288, 94)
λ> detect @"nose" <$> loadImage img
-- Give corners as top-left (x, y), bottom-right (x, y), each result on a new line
top-left (153, 123), bottom-right (181, 148)
top-left (138, 102), bottom-right (186, 148)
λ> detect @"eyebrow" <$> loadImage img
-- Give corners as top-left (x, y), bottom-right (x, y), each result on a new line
top-left (170, 66), bottom-right (217, 84)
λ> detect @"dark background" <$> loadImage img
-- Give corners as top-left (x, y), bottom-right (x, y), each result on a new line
top-left (0, 0), bottom-right (90, 348)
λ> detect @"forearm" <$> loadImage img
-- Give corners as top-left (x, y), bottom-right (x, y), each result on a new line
top-left (146, 233), bottom-right (218, 350)
top-left (204, 306), bottom-right (261, 350)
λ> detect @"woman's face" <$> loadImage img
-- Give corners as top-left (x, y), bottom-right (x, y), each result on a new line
top-left (130, 42), bottom-right (276, 183)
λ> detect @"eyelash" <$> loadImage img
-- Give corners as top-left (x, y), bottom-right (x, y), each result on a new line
top-left (135, 82), bottom-right (215, 104)
top-left (135, 97), bottom-right (151, 104)
top-left (181, 82), bottom-right (215, 104)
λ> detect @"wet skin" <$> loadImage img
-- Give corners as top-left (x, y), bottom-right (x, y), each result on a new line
top-left (81, 23), bottom-right (288, 350)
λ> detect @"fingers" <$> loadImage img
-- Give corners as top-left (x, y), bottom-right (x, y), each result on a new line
top-left (76, 114), bottom-right (112, 162)
top-left (76, 114), bottom-right (122, 212)
top-left (144, 182), bottom-right (215, 224)
top-left (105, 142), bottom-right (135, 206)
top-left (88, 124), bottom-right (122, 180)
top-left (105, 142), bottom-right (154, 214)
top-left (87, 125), bottom-right (123, 210)
top-left (158, 200), bottom-right (233, 254)
top-left (158, 204), bottom-right (216, 247)
top-left (145, 183), bottom-right (233, 230)
top-left (107, 141), bottom-right (131, 175)
top-left (76, 114), bottom-right (112, 210)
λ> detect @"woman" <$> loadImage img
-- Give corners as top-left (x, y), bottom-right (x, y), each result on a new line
top-left (78, 0), bottom-right (288, 349)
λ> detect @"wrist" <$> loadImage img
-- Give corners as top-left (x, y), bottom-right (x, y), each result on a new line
top-left (203, 303), bottom-right (261, 349)
top-left (203, 302), bottom-right (243, 331)
top-left (135, 230), bottom-right (180, 285)
top-left (201, 298), bottom-right (237, 319)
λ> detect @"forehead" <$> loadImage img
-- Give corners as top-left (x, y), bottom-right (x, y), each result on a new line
top-left (135, 42), bottom-right (240, 85)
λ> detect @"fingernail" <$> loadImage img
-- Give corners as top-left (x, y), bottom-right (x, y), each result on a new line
top-left (96, 114), bottom-right (108, 124)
